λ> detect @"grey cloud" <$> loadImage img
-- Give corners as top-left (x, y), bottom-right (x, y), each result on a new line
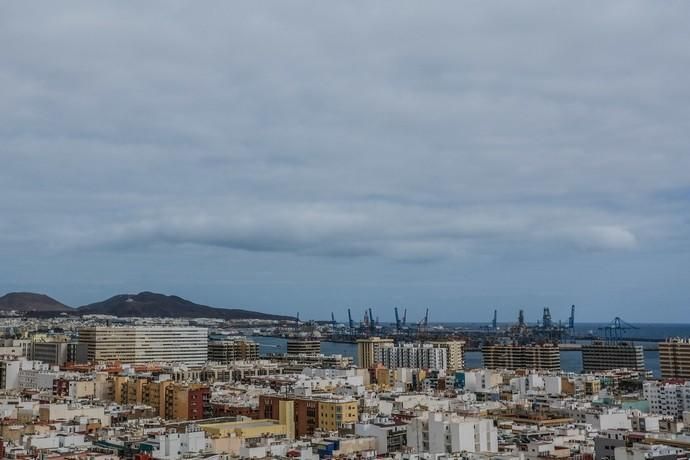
top-left (46, 201), bottom-right (641, 262)
top-left (1, 1), bottom-right (690, 317)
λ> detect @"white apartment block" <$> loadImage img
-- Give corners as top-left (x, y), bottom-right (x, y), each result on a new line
top-left (407, 411), bottom-right (498, 455)
top-left (643, 380), bottom-right (690, 419)
top-left (18, 368), bottom-right (59, 390)
top-left (463, 370), bottom-right (503, 392)
top-left (143, 426), bottom-right (207, 460)
top-left (0, 359), bottom-right (54, 390)
top-left (376, 343), bottom-right (448, 371)
top-left (79, 326), bottom-right (208, 367)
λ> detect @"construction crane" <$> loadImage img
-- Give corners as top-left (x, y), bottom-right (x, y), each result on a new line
top-left (394, 307), bottom-right (402, 332)
top-left (491, 309), bottom-right (498, 330)
top-left (598, 317), bottom-right (638, 342)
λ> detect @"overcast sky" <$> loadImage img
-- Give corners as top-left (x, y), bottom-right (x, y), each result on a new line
top-left (1, 2), bottom-right (689, 322)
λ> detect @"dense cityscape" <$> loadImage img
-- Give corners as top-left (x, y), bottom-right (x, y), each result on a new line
top-left (0, 295), bottom-right (688, 460)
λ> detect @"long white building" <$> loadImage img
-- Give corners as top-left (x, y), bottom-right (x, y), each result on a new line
top-left (376, 343), bottom-right (447, 371)
top-left (78, 326), bottom-right (208, 367)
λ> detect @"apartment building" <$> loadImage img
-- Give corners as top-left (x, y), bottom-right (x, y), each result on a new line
top-left (112, 375), bottom-right (211, 420)
top-left (31, 341), bottom-right (88, 367)
top-left (582, 341), bottom-right (645, 372)
top-left (429, 340), bottom-right (465, 371)
top-left (376, 343), bottom-right (448, 371)
top-left (482, 344), bottom-right (560, 371)
top-left (286, 338), bottom-right (321, 356)
top-left (0, 359), bottom-right (52, 390)
top-left (659, 338), bottom-right (690, 379)
top-left (356, 337), bottom-right (394, 368)
top-left (355, 418), bottom-right (408, 455)
top-left (78, 326), bottom-right (208, 367)
top-left (407, 412), bottom-right (498, 454)
top-left (208, 338), bottom-right (259, 363)
top-left (318, 398), bottom-right (359, 432)
top-left (643, 380), bottom-right (690, 419)
top-left (259, 394), bottom-right (358, 437)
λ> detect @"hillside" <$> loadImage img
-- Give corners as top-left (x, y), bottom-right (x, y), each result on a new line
top-left (77, 291), bottom-right (294, 321)
top-left (0, 292), bottom-right (73, 312)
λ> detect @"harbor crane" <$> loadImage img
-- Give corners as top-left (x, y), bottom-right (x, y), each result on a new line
top-left (598, 317), bottom-right (638, 342)
top-left (417, 308), bottom-right (429, 336)
top-left (542, 308), bottom-right (552, 328)
top-left (347, 308), bottom-right (354, 333)
top-left (394, 307), bottom-right (402, 332)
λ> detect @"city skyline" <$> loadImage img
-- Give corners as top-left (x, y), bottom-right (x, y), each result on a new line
top-left (2, 2), bottom-right (690, 321)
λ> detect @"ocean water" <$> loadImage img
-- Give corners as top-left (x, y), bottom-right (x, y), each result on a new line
top-left (250, 322), bottom-right (689, 377)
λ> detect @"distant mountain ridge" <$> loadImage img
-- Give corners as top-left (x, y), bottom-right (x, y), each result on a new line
top-left (0, 291), bottom-right (293, 321)
top-left (0, 292), bottom-right (72, 312)
top-left (78, 291), bottom-right (294, 321)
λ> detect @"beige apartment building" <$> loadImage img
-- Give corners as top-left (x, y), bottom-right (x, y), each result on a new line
top-left (208, 339), bottom-right (260, 363)
top-left (430, 340), bottom-right (465, 371)
top-left (659, 338), bottom-right (690, 379)
top-left (356, 337), bottom-right (394, 368)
